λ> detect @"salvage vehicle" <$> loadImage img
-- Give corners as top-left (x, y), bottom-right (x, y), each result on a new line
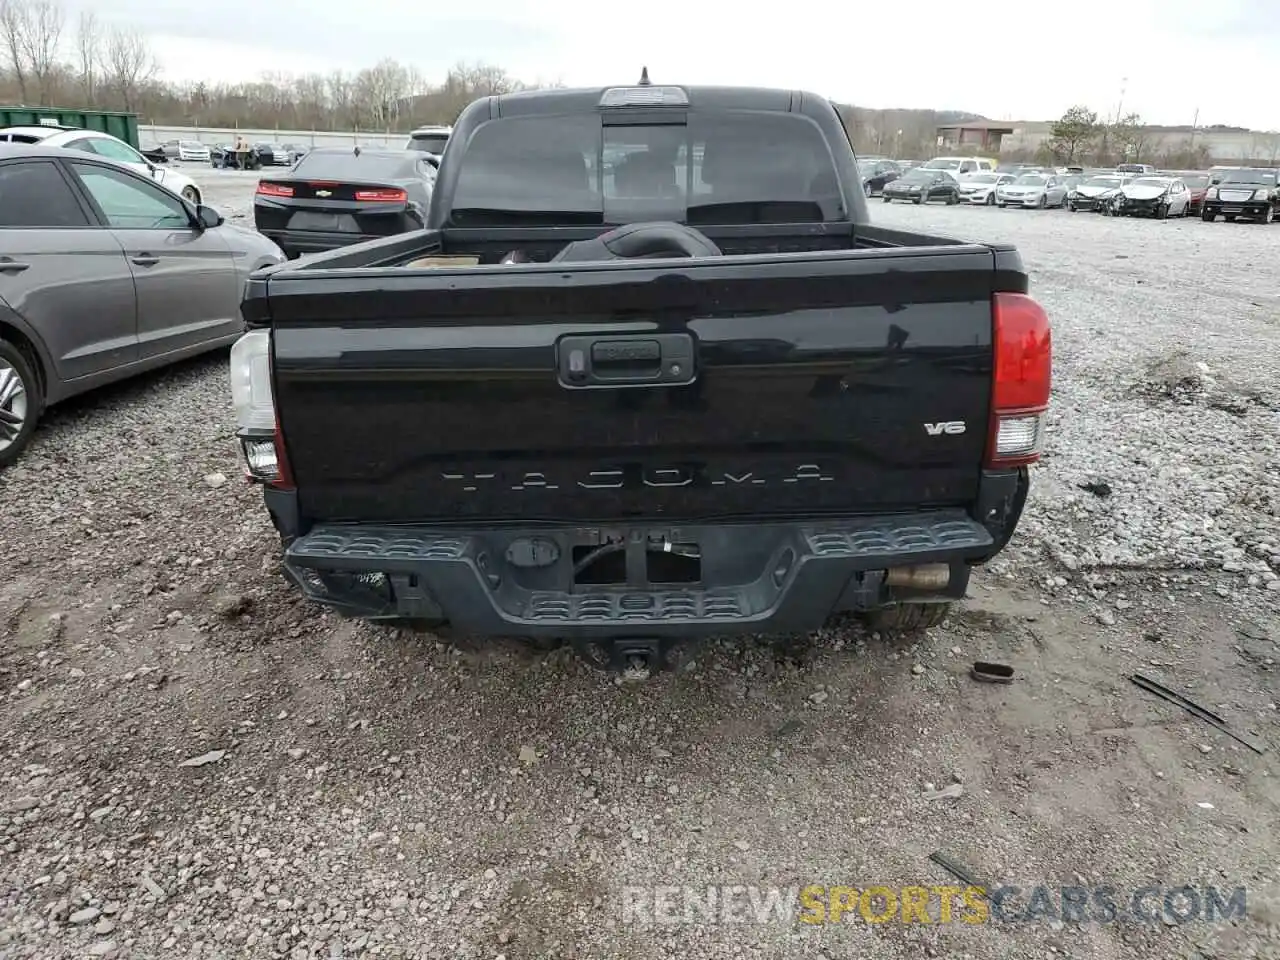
top-left (139, 142), bottom-right (168, 164)
top-left (1201, 168), bottom-right (1279, 222)
top-left (0, 125), bottom-right (205, 203)
top-left (210, 143), bottom-right (259, 169)
top-left (1068, 173), bottom-right (1124, 212)
top-left (254, 142), bottom-right (292, 166)
top-left (0, 144), bottom-right (284, 467)
top-left (230, 79), bottom-right (1052, 671)
top-left (881, 167), bottom-right (960, 203)
top-left (1110, 176), bottom-right (1191, 218)
top-left (253, 147), bottom-right (436, 257)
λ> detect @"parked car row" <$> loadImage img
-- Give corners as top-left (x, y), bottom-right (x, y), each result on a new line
top-left (884, 157), bottom-right (1279, 223)
top-left (0, 124), bottom-right (204, 204)
top-left (209, 142), bottom-right (309, 170)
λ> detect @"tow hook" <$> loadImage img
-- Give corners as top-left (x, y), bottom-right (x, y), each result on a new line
top-left (620, 653), bottom-right (652, 683)
top-left (573, 637), bottom-right (682, 676)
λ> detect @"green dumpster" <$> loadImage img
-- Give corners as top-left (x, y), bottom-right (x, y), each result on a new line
top-left (0, 106), bottom-right (140, 148)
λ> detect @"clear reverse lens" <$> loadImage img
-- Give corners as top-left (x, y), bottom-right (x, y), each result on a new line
top-left (995, 414), bottom-right (1043, 457)
top-left (229, 330), bottom-right (275, 431)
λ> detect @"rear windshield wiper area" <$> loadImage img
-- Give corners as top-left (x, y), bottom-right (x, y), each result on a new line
top-left (449, 208), bottom-right (606, 227)
top-left (687, 201), bottom-right (827, 225)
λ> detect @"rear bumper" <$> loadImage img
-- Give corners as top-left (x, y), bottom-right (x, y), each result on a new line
top-left (259, 228), bottom-right (391, 255)
top-left (268, 470), bottom-right (1030, 637)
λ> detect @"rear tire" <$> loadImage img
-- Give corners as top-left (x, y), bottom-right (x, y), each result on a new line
top-left (862, 602), bottom-right (952, 634)
top-left (985, 193), bottom-right (996, 206)
top-left (0, 337), bottom-right (40, 469)
top-left (882, 195), bottom-right (892, 203)
top-left (912, 195), bottom-right (923, 205)
top-left (1202, 210), bottom-right (1215, 222)
top-left (864, 181), bottom-right (873, 198)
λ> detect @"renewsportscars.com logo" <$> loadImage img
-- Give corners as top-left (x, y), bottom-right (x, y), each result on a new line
top-left (619, 884), bottom-right (1248, 926)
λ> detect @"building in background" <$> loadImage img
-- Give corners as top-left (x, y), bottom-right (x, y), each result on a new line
top-left (934, 120), bottom-right (1015, 154)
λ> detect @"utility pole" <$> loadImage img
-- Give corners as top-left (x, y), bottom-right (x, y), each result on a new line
top-left (1190, 107), bottom-right (1199, 149)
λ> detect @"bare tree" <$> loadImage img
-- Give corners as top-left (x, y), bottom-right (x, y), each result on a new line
top-left (0, 0), bottom-right (29, 102)
top-left (18, 0), bottom-right (60, 103)
top-left (356, 58), bottom-right (410, 130)
top-left (75, 8), bottom-right (96, 105)
top-left (98, 25), bottom-right (155, 112)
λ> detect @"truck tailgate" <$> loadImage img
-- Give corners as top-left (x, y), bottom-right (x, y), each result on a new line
top-left (266, 248), bottom-right (998, 523)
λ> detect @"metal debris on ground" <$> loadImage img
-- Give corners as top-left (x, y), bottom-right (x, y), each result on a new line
top-left (929, 850), bottom-right (986, 888)
top-left (971, 661), bottom-right (1015, 684)
top-left (1130, 674), bottom-right (1265, 755)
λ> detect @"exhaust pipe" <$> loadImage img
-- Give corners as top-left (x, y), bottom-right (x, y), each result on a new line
top-left (884, 563), bottom-right (952, 591)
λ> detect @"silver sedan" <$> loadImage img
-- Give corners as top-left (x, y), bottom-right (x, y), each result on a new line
top-left (996, 173), bottom-right (1070, 209)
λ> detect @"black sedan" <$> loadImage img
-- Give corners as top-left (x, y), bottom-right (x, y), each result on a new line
top-left (253, 147), bottom-right (435, 258)
top-left (881, 168), bottom-right (959, 204)
top-left (857, 158), bottom-right (900, 197)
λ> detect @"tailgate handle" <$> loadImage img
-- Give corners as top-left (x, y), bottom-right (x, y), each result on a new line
top-left (559, 333), bottom-right (696, 388)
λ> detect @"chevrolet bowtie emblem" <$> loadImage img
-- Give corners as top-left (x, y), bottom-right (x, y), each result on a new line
top-left (315, 189), bottom-right (332, 197)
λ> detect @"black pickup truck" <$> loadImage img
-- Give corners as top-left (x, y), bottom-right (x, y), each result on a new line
top-left (230, 79), bottom-right (1051, 671)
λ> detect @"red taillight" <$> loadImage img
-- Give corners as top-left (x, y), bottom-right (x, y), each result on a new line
top-left (271, 421), bottom-right (294, 491)
top-left (354, 188), bottom-right (407, 202)
top-left (987, 292), bottom-right (1051, 468)
top-left (256, 181), bottom-right (293, 198)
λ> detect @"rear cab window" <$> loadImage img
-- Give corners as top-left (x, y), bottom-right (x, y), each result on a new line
top-left (448, 110), bottom-right (845, 226)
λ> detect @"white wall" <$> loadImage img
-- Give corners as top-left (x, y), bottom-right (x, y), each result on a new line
top-left (141, 124), bottom-right (405, 150)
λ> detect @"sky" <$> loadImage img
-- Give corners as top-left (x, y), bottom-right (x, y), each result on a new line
top-left (62, 0), bottom-right (1280, 130)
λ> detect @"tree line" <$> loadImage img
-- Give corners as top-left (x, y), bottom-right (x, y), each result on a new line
top-left (1045, 105), bottom-right (1231, 169)
top-left (0, 0), bottom-right (981, 153)
top-left (0, 0), bottom-right (540, 130)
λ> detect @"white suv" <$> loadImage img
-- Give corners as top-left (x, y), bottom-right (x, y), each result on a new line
top-left (405, 125), bottom-right (451, 162)
top-left (0, 125), bottom-right (203, 204)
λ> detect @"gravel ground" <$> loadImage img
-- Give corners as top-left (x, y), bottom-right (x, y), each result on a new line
top-left (2, 174), bottom-right (1279, 960)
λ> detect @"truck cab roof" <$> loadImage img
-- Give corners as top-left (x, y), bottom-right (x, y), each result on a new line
top-left (485, 84), bottom-right (804, 118)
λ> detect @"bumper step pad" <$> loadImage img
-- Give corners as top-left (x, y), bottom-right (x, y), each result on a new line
top-left (285, 513), bottom-right (992, 637)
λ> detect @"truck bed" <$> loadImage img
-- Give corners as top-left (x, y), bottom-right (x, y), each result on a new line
top-left (265, 221), bottom-right (983, 272)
